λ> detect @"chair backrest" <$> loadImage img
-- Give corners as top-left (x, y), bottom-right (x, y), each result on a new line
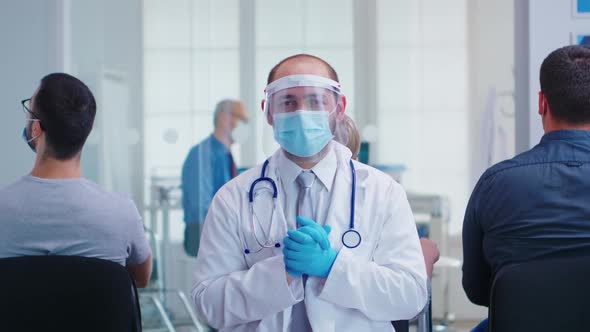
top-left (0, 255), bottom-right (142, 332)
top-left (392, 319), bottom-right (409, 332)
top-left (489, 256), bottom-right (590, 332)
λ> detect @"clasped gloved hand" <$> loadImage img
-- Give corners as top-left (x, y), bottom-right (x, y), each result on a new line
top-left (283, 216), bottom-right (338, 279)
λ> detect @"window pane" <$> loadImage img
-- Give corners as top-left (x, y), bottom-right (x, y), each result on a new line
top-left (143, 0), bottom-right (191, 49)
top-left (144, 114), bottom-right (193, 174)
top-left (192, 50), bottom-right (240, 111)
top-left (144, 51), bottom-right (192, 114)
top-left (256, 0), bottom-right (304, 47)
top-left (304, 0), bottom-right (353, 47)
top-left (192, 0), bottom-right (239, 48)
top-left (377, 0), bottom-right (420, 47)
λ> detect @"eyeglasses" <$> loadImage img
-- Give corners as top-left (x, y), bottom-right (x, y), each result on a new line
top-left (21, 98), bottom-right (32, 114)
top-left (21, 98), bottom-right (40, 119)
top-left (21, 98), bottom-right (43, 131)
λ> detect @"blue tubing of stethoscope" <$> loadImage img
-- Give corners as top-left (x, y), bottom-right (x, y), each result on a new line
top-left (247, 160), bottom-right (277, 203)
top-left (349, 159), bottom-right (356, 230)
top-left (261, 159), bottom-right (270, 177)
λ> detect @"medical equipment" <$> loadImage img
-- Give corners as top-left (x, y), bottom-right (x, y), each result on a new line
top-left (245, 159), bottom-right (359, 254)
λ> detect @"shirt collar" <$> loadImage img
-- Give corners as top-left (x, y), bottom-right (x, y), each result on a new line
top-left (208, 134), bottom-right (228, 150)
top-left (540, 129), bottom-right (590, 144)
top-left (276, 142), bottom-right (338, 192)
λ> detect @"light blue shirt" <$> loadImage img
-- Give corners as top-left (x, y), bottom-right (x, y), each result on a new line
top-left (0, 175), bottom-right (151, 266)
top-left (182, 134), bottom-right (235, 224)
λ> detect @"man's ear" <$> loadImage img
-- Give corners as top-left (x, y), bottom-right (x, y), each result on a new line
top-left (538, 91), bottom-right (548, 116)
top-left (31, 121), bottom-right (43, 137)
top-left (262, 99), bottom-right (273, 125)
top-left (337, 95), bottom-right (347, 120)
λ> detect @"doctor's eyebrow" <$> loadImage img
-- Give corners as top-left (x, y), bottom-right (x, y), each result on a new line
top-left (278, 94), bottom-right (297, 100)
top-left (303, 93), bottom-right (325, 100)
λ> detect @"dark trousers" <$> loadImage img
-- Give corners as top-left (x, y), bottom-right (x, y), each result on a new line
top-left (184, 223), bottom-right (202, 257)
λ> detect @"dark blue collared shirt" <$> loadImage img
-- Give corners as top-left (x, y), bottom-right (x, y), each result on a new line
top-left (181, 135), bottom-right (236, 224)
top-left (462, 130), bottom-right (590, 306)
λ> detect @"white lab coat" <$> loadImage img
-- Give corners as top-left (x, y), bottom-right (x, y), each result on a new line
top-left (192, 142), bottom-right (427, 332)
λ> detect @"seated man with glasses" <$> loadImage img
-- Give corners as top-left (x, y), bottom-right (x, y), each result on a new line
top-left (0, 73), bottom-right (152, 288)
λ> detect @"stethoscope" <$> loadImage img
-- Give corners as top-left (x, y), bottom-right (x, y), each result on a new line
top-left (245, 158), bottom-right (361, 254)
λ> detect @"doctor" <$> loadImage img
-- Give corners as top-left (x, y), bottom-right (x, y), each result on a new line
top-left (192, 54), bottom-right (427, 331)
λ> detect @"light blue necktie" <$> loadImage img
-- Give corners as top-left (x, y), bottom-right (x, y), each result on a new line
top-left (291, 170), bottom-right (316, 331)
top-left (296, 171), bottom-right (316, 220)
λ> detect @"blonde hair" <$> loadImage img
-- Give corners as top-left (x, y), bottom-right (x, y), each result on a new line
top-left (337, 115), bottom-right (360, 159)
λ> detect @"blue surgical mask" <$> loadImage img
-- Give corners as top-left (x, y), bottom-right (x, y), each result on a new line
top-left (22, 119), bottom-right (39, 153)
top-left (273, 110), bottom-right (333, 158)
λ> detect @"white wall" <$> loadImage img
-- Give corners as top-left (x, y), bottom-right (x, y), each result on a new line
top-left (468, 0), bottom-right (515, 187)
top-left (515, 0), bottom-right (589, 151)
top-left (0, 1), bottom-right (63, 185)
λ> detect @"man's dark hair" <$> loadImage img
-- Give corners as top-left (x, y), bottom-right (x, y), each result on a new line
top-left (34, 73), bottom-right (96, 160)
top-left (540, 45), bottom-right (590, 124)
top-left (267, 54), bottom-right (339, 84)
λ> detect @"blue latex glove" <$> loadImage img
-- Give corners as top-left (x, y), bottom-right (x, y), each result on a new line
top-left (283, 231), bottom-right (315, 278)
top-left (296, 216), bottom-right (332, 250)
top-left (283, 228), bottom-right (338, 279)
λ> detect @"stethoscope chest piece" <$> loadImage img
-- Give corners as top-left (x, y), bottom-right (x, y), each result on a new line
top-left (342, 229), bottom-right (361, 249)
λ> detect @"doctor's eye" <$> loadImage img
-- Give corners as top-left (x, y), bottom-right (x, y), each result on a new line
top-left (306, 97), bottom-right (321, 109)
top-left (277, 100), bottom-right (298, 112)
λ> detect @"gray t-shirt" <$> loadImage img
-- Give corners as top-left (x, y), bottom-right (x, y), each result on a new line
top-left (0, 175), bottom-right (151, 266)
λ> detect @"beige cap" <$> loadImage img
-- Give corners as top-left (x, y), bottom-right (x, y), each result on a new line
top-left (215, 99), bottom-right (248, 123)
top-left (231, 101), bottom-right (248, 123)
top-left (213, 99), bottom-right (248, 124)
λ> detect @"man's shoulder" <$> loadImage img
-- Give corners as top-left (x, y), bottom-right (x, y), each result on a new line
top-left (481, 148), bottom-right (542, 183)
top-left (353, 161), bottom-right (398, 187)
top-left (349, 161), bottom-right (412, 204)
top-left (183, 135), bottom-right (228, 165)
top-left (85, 184), bottom-right (138, 212)
top-left (0, 177), bottom-right (30, 209)
top-left (0, 176), bottom-right (27, 192)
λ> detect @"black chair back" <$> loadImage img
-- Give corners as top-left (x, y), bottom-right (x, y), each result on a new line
top-left (0, 255), bottom-right (142, 332)
top-left (489, 256), bottom-right (590, 332)
top-left (392, 319), bottom-right (409, 332)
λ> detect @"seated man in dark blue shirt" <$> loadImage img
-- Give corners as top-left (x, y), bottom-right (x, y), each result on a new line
top-left (462, 45), bottom-right (590, 330)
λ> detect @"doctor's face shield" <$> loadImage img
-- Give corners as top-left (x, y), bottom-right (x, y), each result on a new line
top-left (264, 75), bottom-right (351, 157)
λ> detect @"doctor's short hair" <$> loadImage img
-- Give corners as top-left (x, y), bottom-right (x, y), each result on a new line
top-left (540, 45), bottom-right (590, 124)
top-left (34, 73), bottom-right (96, 160)
top-left (266, 54), bottom-right (340, 84)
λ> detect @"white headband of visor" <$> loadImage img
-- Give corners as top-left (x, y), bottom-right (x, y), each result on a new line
top-left (263, 74), bottom-right (341, 113)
